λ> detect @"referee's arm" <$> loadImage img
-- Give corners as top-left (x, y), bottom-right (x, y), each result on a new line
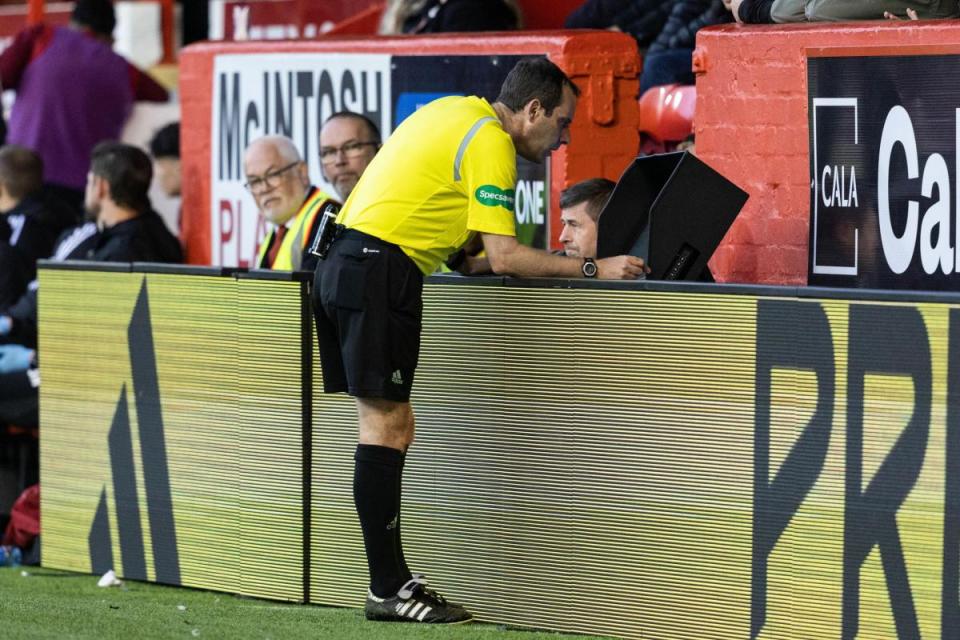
top-left (481, 233), bottom-right (647, 279)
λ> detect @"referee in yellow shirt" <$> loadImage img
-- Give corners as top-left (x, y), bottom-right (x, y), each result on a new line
top-left (312, 57), bottom-right (646, 625)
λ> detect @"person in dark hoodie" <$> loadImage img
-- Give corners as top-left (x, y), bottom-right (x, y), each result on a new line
top-left (0, 145), bottom-right (78, 309)
top-left (564, 0), bottom-right (673, 49)
top-left (0, 142), bottom-right (181, 431)
top-left (379, 0), bottom-right (522, 34)
top-left (641, 0), bottom-right (731, 93)
top-left (565, 0), bottom-right (731, 93)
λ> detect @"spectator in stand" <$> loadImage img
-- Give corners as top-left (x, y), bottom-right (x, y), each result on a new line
top-left (149, 122), bottom-right (181, 199)
top-left (564, 0), bottom-right (673, 50)
top-left (0, 0), bottom-right (169, 216)
top-left (641, 0), bottom-right (731, 93)
top-left (0, 146), bottom-right (78, 309)
top-left (0, 142), bottom-right (182, 431)
top-left (149, 121), bottom-right (182, 235)
top-left (564, 0), bottom-right (730, 93)
top-left (319, 112), bottom-right (381, 203)
top-left (886, 7), bottom-right (920, 18)
top-left (379, 0), bottom-right (522, 34)
top-left (558, 178), bottom-right (614, 259)
top-left (244, 136), bottom-right (338, 272)
top-left (0, 142), bottom-right (182, 350)
top-left (729, 0), bottom-right (957, 22)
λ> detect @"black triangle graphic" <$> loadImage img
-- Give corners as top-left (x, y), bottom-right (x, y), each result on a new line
top-left (87, 487), bottom-right (113, 575)
top-left (87, 278), bottom-right (181, 584)
top-left (109, 384), bottom-right (146, 580)
top-left (128, 279), bottom-right (181, 585)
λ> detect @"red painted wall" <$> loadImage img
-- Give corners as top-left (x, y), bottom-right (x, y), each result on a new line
top-left (179, 31), bottom-right (640, 265)
top-left (694, 20), bottom-right (960, 285)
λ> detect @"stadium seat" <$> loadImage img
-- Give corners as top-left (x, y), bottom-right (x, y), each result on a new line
top-left (638, 83), bottom-right (696, 155)
top-left (0, 424), bottom-right (38, 513)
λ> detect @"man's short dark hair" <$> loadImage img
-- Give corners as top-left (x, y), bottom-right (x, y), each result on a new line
top-left (323, 111), bottom-right (382, 145)
top-left (72, 0), bottom-right (117, 37)
top-left (90, 142), bottom-right (153, 212)
top-left (559, 178), bottom-right (615, 222)
top-left (496, 57), bottom-right (581, 115)
top-left (149, 122), bottom-right (180, 159)
top-left (0, 145), bottom-right (43, 201)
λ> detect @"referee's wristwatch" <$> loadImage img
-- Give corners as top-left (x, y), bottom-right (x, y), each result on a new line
top-left (581, 257), bottom-right (598, 278)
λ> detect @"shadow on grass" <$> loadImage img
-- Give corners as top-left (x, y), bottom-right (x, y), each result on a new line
top-left (23, 568), bottom-right (93, 579)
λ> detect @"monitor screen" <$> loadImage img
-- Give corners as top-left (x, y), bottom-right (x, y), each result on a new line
top-left (596, 152), bottom-right (748, 280)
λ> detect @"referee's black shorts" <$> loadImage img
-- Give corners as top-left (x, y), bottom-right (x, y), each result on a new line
top-left (311, 229), bottom-right (423, 402)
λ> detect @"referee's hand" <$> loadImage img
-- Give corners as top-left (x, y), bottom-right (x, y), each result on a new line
top-left (597, 255), bottom-right (649, 280)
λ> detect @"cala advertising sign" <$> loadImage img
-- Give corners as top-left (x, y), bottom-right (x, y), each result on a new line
top-left (808, 55), bottom-right (960, 290)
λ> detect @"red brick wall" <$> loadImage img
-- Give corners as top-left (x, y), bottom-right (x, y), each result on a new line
top-left (695, 20), bottom-right (960, 285)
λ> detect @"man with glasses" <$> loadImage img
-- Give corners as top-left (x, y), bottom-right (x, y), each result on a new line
top-left (319, 112), bottom-right (381, 202)
top-left (312, 57), bottom-right (647, 626)
top-left (243, 136), bottom-right (337, 271)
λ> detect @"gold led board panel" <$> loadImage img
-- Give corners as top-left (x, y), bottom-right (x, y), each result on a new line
top-left (39, 267), bottom-right (308, 602)
top-left (310, 287), bottom-right (960, 640)
top-left (38, 267), bottom-right (960, 639)
top-left (310, 285), bottom-right (759, 640)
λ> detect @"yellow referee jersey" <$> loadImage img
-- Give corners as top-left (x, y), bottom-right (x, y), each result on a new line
top-left (337, 95), bottom-right (517, 274)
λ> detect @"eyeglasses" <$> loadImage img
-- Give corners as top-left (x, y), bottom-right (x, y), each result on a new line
top-left (319, 141), bottom-right (378, 165)
top-left (244, 161), bottom-right (300, 192)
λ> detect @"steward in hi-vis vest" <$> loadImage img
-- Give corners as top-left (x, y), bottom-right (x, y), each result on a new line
top-left (243, 135), bottom-right (337, 272)
top-left (255, 185), bottom-right (335, 271)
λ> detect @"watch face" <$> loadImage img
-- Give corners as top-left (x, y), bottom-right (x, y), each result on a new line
top-left (583, 260), bottom-right (597, 277)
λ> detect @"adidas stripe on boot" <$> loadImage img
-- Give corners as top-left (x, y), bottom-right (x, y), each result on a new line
top-left (364, 575), bottom-right (472, 624)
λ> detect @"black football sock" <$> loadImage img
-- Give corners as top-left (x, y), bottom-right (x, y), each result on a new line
top-left (354, 444), bottom-right (412, 598)
top-left (395, 450), bottom-right (410, 576)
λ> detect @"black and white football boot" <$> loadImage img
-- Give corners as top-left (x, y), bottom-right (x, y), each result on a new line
top-left (364, 575), bottom-right (472, 624)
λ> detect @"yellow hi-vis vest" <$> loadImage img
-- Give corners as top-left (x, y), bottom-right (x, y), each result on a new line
top-left (256, 186), bottom-right (335, 270)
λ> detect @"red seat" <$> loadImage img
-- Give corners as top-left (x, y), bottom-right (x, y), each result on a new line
top-left (638, 83), bottom-right (696, 143)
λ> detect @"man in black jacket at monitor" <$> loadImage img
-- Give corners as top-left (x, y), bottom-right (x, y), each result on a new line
top-left (558, 178), bottom-right (615, 259)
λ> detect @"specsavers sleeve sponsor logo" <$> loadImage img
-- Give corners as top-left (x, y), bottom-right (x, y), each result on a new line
top-left (475, 185), bottom-right (516, 212)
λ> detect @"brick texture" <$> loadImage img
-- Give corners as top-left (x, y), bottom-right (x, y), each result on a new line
top-left (696, 20), bottom-right (960, 284)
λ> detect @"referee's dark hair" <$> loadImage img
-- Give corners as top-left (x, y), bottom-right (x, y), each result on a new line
top-left (496, 57), bottom-right (581, 115)
top-left (323, 111), bottom-right (382, 145)
top-left (90, 142), bottom-right (153, 212)
top-left (72, 0), bottom-right (117, 37)
top-left (149, 122), bottom-right (180, 159)
top-left (559, 178), bottom-right (615, 222)
top-left (0, 145), bottom-right (43, 201)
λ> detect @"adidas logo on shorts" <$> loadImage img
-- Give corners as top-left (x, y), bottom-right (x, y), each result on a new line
top-left (391, 370), bottom-right (403, 385)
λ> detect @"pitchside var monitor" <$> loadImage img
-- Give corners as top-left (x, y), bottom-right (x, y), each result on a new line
top-left (597, 152), bottom-right (749, 280)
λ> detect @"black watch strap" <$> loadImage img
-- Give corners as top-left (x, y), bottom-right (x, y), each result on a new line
top-left (445, 249), bottom-right (467, 271)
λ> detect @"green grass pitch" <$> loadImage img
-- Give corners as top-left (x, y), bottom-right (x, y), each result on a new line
top-left (0, 566), bottom-right (612, 639)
